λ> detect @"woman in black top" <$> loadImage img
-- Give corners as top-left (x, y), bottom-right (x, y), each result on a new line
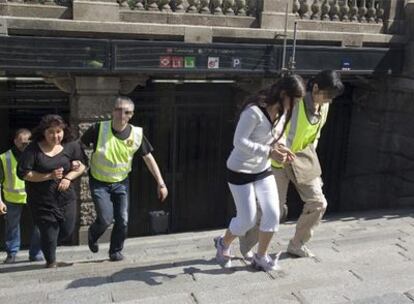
top-left (17, 114), bottom-right (86, 268)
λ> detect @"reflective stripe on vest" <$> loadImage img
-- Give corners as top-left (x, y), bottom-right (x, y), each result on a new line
top-left (90, 120), bottom-right (143, 183)
top-left (271, 99), bottom-right (328, 169)
top-left (0, 150), bottom-right (27, 204)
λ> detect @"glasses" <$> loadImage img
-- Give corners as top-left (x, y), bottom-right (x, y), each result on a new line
top-left (114, 108), bottom-right (134, 115)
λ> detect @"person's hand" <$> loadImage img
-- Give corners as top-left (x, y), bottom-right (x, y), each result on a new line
top-left (158, 184), bottom-right (168, 202)
top-left (0, 202), bottom-right (7, 215)
top-left (270, 144), bottom-right (295, 164)
top-left (57, 178), bottom-right (71, 192)
top-left (52, 167), bottom-right (64, 180)
top-left (71, 160), bottom-right (81, 171)
top-left (277, 144), bottom-right (296, 163)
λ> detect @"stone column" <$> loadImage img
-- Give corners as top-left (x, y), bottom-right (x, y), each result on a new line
top-left (260, 0), bottom-right (294, 30)
top-left (73, 0), bottom-right (119, 22)
top-left (383, 0), bottom-right (406, 34)
top-left (404, 1), bottom-right (414, 77)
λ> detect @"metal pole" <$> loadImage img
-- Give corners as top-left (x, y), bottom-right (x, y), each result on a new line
top-left (281, 3), bottom-right (289, 72)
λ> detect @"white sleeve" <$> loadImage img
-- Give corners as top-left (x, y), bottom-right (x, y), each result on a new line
top-left (233, 108), bottom-right (271, 158)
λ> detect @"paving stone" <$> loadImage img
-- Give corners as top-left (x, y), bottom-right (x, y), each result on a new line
top-left (118, 293), bottom-right (196, 304)
top-left (349, 292), bottom-right (413, 304)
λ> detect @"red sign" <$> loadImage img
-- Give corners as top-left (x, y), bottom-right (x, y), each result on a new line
top-left (172, 56), bottom-right (183, 68)
top-left (160, 56), bottom-right (171, 68)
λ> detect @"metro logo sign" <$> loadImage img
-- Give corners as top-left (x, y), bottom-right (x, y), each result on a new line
top-left (160, 56), bottom-right (171, 68)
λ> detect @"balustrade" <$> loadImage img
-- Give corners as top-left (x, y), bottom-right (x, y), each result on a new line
top-left (293, 0), bottom-right (385, 24)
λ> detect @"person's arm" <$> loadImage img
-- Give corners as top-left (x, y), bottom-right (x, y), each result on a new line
top-left (142, 153), bottom-right (168, 202)
top-left (57, 161), bottom-right (86, 192)
top-left (233, 107), bottom-right (271, 158)
top-left (23, 169), bottom-right (63, 182)
top-left (57, 142), bottom-right (87, 192)
top-left (80, 123), bottom-right (98, 149)
top-left (0, 201), bottom-right (6, 215)
top-left (0, 161), bottom-right (5, 212)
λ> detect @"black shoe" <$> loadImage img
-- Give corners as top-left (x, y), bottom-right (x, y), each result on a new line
top-left (3, 254), bottom-right (16, 264)
top-left (88, 229), bottom-right (99, 253)
top-left (109, 252), bottom-right (124, 262)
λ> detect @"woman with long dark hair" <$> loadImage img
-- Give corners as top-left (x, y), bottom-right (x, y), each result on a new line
top-left (17, 114), bottom-right (86, 268)
top-left (215, 74), bottom-right (306, 271)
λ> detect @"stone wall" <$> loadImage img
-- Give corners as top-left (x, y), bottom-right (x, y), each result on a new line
top-left (339, 76), bottom-right (414, 211)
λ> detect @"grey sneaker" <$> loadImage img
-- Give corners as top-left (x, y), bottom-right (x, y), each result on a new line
top-left (214, 236), bottom-right (232, 268)
top-left (3, 254), bottom-right (16, 264)
top-left (251, 253), bottom-right (280, 272)
top-left (287, 240), bottom-right (315, 258)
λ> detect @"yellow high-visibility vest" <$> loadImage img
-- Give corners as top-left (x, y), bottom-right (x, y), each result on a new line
top-left (272, 99), bottom-right (329, 169)
top-left (0, 150), bottom-right (27, 204)
top-left (90, 120), bottom-right (143, 183)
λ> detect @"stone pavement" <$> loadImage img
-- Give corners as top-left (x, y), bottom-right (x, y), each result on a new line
top-left (1, 208), bottom-right (414, 304)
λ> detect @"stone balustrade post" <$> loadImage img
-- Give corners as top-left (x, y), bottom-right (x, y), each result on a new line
top-left (73, 0), bottom-right (119, 21)
top-left (261, 0), bottom-right (294, 30)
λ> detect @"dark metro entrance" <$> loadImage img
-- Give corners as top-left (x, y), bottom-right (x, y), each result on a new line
top-left (128, 83), bottom-right (237, 236)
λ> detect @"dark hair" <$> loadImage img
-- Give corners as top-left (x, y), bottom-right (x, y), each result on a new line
top-left (14, 128), bottom-right (31, 139)
top-left (306, 70), bottom-right (344, 96)
top-left (31, 114), bottom-right (74, 143)
top-left (238, 74), bottom-right (306, 142)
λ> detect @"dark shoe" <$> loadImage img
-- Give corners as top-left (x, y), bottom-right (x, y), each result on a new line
top-left (109, 252), bottom-right (124, 262)
top-left (3, 254), bottom-right (16, 264)
top-left (29, 254), bottom-right (44, 262)
top-left (45, 261), bottom-right (57, 268)
top-left (88, 229), bottom-right (99, 253)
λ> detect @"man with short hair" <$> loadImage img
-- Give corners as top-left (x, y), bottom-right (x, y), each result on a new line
top-left (0, 128), bottom-right (43, 263)
top-left (81, 96), bottom-right (168, 261)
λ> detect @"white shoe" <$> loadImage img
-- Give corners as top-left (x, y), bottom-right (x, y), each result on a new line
top-left (252, 253), bottom-right (280, 272)
top-left (287, 240), bottom-right (315, 258)
top-left (214, 236), bottom-right (232, 268)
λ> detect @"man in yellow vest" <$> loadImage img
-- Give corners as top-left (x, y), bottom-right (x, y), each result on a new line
top-left (0, 129), bottom-right (43, 263)
top-left (81, 96), bottom-right (168, 261)
top-left (240, 70), bottom-right (344, 258)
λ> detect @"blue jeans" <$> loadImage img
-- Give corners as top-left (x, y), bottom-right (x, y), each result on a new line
top-left (89, 177), bottom-right (129, 254)
top-left (4, 202), bottom-right (42, 258)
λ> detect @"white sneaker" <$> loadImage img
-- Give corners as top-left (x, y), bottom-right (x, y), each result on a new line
top-left (214, 236), bottom-right (232, 268)
top-left (252, 253), bottom-right (280, 272)
top-left (287, 240), bottom-right (315, 258)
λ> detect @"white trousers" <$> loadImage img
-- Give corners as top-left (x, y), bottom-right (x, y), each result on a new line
top-left (228, 175), bottom-right (280, 236)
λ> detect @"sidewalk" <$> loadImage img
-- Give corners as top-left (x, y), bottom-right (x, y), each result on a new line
top-left (1, 208), bottom-right (414, 304)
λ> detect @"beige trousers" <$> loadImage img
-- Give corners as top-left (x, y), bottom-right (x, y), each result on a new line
top-left (239, 165), bottom-right (327, 256)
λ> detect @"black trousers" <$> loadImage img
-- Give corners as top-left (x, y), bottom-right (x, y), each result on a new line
top-left (37, 202), bottom-right (76, 264)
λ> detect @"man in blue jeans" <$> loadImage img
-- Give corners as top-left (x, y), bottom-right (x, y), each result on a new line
top-left (0, 129), bottom-right (43, 263)
top-left (81, 96), bottom-right (168, 261)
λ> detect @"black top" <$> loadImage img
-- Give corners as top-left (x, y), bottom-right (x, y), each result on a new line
top-left (80, 122), bottom-right (153, 157)
top-left (17, 141), bottom-right (86, 222)
top-left (0, 146), bottom-right (21, 184)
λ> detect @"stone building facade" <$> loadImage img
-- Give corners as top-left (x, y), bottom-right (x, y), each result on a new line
top-left (0, 0), bottom-right (413, 244)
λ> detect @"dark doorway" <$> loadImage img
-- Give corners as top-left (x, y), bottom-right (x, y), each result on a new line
top-left (0, 80), bottom-right (69, 251)
top-left (128, 83), bottom-right (237, 236)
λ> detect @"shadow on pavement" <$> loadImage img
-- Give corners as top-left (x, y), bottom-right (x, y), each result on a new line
top-left (67, 257), bottom-right (260, 289)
